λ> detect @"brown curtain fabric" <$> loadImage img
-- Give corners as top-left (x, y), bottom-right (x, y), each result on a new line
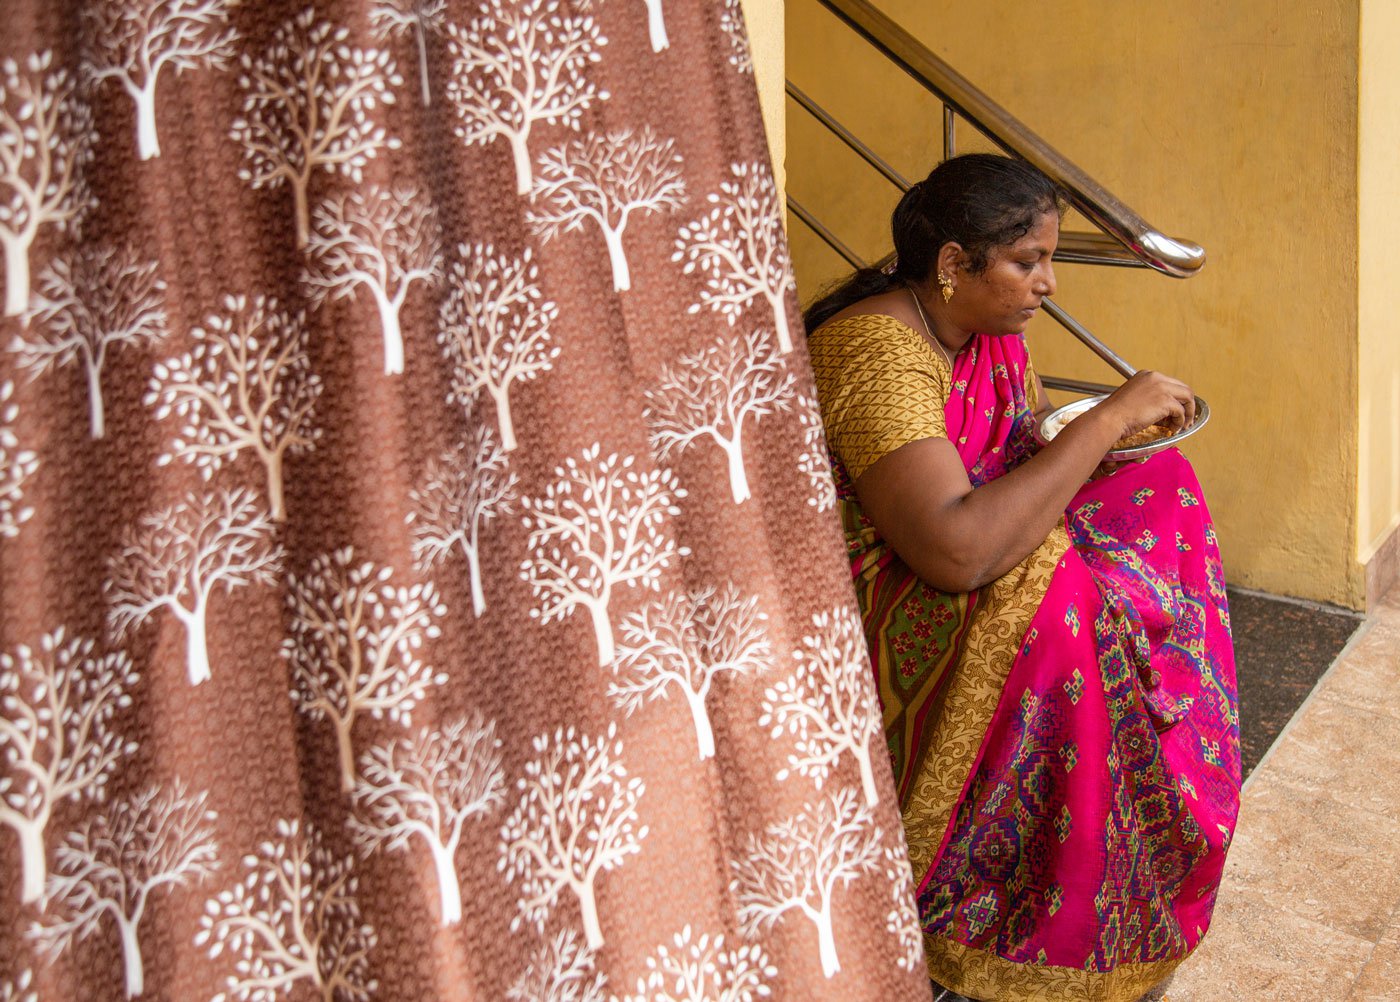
top-left (0, 1), bottom-right (932, 999)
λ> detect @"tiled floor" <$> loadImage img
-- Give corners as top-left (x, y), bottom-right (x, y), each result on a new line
top-left (1170, 588), bottom-right (1400, 1000)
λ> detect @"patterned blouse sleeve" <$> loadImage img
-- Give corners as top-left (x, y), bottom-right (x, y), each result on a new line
top-left (807, 315), bottom-right (949, 480)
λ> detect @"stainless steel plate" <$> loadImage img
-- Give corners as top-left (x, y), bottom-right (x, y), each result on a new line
top-left (1034, 394), bottom-right (1211, 461)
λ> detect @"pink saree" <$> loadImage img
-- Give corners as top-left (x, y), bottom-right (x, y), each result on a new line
top-left (831, 331), bottom-right (1240, 1001)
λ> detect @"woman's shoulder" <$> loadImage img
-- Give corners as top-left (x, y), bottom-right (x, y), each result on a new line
top-left (813, 290), bottom-right (922, 340)
top-left (809, 295), bottom-right (932, 368)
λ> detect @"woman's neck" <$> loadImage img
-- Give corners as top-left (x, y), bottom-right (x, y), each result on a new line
top-left (910, 281), bottom-right (974, 356)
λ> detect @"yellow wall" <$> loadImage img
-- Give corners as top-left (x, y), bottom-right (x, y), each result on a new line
top-left (1359, 0), bottom-right (1400, 567)
top-left (741, 0), bottom-right (786, 191)
top-left (786, 0), bottom-right (1366, 607)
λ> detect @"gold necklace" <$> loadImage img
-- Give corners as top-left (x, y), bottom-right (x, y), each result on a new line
top-left (908, 287), bottom-right (954, 369)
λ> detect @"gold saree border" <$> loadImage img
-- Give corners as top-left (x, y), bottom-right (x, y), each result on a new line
top-left (926, 934), bottom-right (1182, 1002)
top-left (900, 523), bottom-right (1071, 879)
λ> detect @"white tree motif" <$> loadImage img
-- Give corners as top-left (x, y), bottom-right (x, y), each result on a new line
top-left (642, 0), bottom-right (670, 52)
top-left (796, 392), bottom-right (836, 513)
top-left (498, 723), bottom-right (647, 950)
top-left (609, 583), bottom-right (774, 760)
top-left (759, 607), bottom-right (883, 808)
top-left (729, 788), bottom-right (882, 979)
top-left (436, 242), bottom-right (559, 452)
top-left (230, 8), bottom-right (403, 249)
top-left (575, 0), bottom-right (669, 53)
top-left (519, 445), bottom-right (687, 666)
top-left (0, 52), bottom-right (96, 317)
top-left (405, 427), bottom-right (518, 618)
top-left (196, 818), bottom-right (378, 1002)
top-left (882, 842), bottom-right (924, 974)
top-left (303, 184), bottom-right (443, 375)
top-left (527, 126), bottom-right (686, 293)
top-left (369, 0), bottom-right (448, 107)
top-left (0, 629), bottom-right (138, 904)
top-left (348, 714), bottom-right (504, 926)
top-left (720, 0), bottom-right (752, 74)
top-left (146, 293), bottom-right (323, 521)
top-left (284, 547), bottom-right (447, 792)
top-left (673, 162), bottom-right (797, 353)
top-left (11, 244), bottom-right (166, 439)
top-left (445, 0), bottom-right (608, 196)
top-left (644, 329), bottom-right (794, 504)
top-left (106, 488), bottom-right (283, 687)
top-left (30, 782), bottom-right (218, 999)
top-left (0, 970), bottom-right (35, 1002)
top-left (82, 0), bottom-right (239, 161)
top-left (505, 928), bottom-right (606, 1002)
top-left (617, 925), bottom-right (777, 1002)
top-left (0, 380), bottom-right (38, 538)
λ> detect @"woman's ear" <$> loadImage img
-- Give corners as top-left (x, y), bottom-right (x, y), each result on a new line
top-left (936, 242), bottom-right (965, 279)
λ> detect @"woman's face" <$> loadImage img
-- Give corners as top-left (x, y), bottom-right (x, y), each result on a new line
top-left (947, 210), bottom-right (1060, 336)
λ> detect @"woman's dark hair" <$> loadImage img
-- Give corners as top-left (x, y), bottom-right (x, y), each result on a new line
top-left (802, 154), bottom-right (1064, 333)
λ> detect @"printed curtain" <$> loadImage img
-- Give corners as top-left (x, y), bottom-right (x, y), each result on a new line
top-left (0, 2), bottom-right (931, 1000)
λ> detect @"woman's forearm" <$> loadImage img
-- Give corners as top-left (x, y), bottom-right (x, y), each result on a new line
top-left (916, 411), bottom-right (1122, 590)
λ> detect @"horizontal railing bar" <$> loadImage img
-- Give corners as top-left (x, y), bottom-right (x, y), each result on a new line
top-left (786, 83), bottom-right (913, 192)
top-left (788, 196), bottom-right (867, 271)
top-left (814, 0), bottom-right (1205, 278)
top-left (1054, 232), bottom-right (1151, 268)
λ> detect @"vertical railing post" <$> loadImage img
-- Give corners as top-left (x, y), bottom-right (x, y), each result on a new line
top-left (943, 104), bottom-right (956, 161)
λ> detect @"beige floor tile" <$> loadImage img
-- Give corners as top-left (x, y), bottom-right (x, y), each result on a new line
top-left (1314, 620), bottom-right (1400, 721)
top-left (1219, 772), bottom-right (1400, 942)
top-left (1256, 697), bottom-right (1400, 820)
top-left (1350, 908), bottom-right (1400, 1002)
top-left (1169, 885), bottom-right (1372, 1001)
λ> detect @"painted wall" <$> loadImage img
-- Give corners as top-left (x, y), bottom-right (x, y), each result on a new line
top-left (1359, 0), bottom-right (1400, 569)
top-left (741, 0), bottom-right (786, 190)
top-left (786, 0), bottom-right (1366, 607)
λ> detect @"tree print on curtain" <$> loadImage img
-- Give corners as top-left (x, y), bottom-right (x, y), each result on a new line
top-left (499, 723), bottom-right (647, 951)
top-left (445, 0), bottom-right (608, 196)
top-left (406, 428), bottom-right (518, 618)
top-left (11, 244), bottom-right (167, 439)
top-left (348, 714), bottom-right (505, 927)
top-left (617, 926), bottom-right (778, 1002)
top-left (0, 381), bottom-right (37, 537)
top-left (0, 631), bottom-right (138, 906)
top-left (146, 294), bottom-right (322, 521)
top-left (30, 783), bottom-right (218, 999)
top-left (106, 488), bottom-right (283, 686)
top-left (196, 818), bottom-right (377, 1002)
top-left (731, 788), bottom-right (884, 979)
top-left (527, 126), bottom-right (686, 293)
top-left (0, 52), bottom-right (96, 317)
top-left (609, 583), bottom-right (775, 760)
top-left (284, 548), bottom-right (446, 792)
top-left (519, 446), bottom-right (687, 666)
top-left (303, 183), bottom-right (443, 376)
top-left (369, 0), bottom-right (447, 108)
top-left (644, 329), bottom-right (794, 504)
top-left (230, 8), bottom-right (402, 249)
top-left (674, 161), bottom-right (797, 353)
top-left (506, 928), bottom-right (608, 1002)
top-left (82, 0), bottom-right (240, 161)
top-left (0, 2), bottom-right (931, 998)
top-left (436, 242), bottom-right (558, 452)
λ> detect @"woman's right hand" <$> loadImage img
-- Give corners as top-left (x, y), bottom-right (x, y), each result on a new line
top-left (1095, 370), bottom-right (1196, 440)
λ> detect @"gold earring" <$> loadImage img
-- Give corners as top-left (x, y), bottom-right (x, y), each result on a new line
top-left (937, 271), bottom-right (954, 304)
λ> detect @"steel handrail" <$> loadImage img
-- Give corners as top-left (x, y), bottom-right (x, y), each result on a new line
top-left (813, 0), bottom-right (1205, 278)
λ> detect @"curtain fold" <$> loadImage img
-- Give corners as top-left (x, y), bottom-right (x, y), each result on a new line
top-left (0, 2), bottom-right (930, 998)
